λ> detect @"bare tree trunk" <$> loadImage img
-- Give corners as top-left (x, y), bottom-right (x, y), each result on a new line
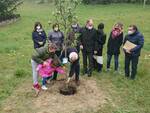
top-left (143, 0), bottom-right (147, 8)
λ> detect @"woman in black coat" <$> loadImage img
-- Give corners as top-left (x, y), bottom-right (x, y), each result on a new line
top-left (32, 22), bottom-right (47, 50)
top-left (107, 23), bottom-right (123, 71)
top-left (94, 23), bottom-right (106, 72)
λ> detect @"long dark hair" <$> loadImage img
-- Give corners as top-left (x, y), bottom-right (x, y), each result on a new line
top-left (52, 23), bottom-right (59, 30)
top-left (98, 23), bottom-right (104, 30)
top-left (33, 22), bottom-right (42, 32)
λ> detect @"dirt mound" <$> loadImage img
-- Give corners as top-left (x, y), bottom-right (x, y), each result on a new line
top-left (1, 77), bottom-right (109, 113)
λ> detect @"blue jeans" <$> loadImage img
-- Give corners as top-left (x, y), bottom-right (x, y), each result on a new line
top-left (42, 76), bottom-right (52, 86)
top-left (107, 54), bottom-right (119, 71)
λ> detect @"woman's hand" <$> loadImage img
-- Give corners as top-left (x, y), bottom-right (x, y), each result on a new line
top-left (38, 41), bottom-right (43, 45)
top-left (126, 49), bottom-right (131, 54)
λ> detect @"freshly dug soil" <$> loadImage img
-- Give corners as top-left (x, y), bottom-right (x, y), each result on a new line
top-left (1, 77), bottom-right (110, 113)
top-left (59, 83), bottom-right (77, 95)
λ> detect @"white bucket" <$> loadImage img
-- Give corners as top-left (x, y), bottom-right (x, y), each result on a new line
top-left (62, 57), bottom-right (68, 64)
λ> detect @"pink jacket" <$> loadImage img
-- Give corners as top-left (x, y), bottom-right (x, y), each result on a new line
top-left (36, 59), bottom-right (65, 77)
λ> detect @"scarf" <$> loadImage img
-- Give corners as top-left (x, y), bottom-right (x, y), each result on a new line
top-left (111, 28), bottom-right (122, 39)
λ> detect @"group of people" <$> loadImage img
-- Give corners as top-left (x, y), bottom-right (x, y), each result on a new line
top-left (31, 19), bottom-right (144, 93)
top-left (31, 22), bottom-right (80, 92)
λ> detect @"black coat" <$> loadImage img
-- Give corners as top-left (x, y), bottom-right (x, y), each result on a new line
top-left (79, 27), bottom-right (97, 52)
top-left (32, 30), bottom-right (47, 49)
top-left (95, 29), bottom-right (106, 50)
top-left (60, 47), bottom-right (80, 77)
top-left (107, 32), bottom-right (123, 55)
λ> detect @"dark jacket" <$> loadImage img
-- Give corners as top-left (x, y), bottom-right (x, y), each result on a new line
top-left (60, 47), bottom-right (80, 77)
top-left (95, 29), bottom-right (106, 50)
top-left (48, 31), bottom-right (64, 51)
top-left (32, 31), bottom-right (47, 49)
top-left (123, 31), bottom-right (144, 57)
top-left (32, 46), bottom-right (57, 64)
top-left (107, 32), bottom-right (123, 55)
top-left (79, 27), bottom-right (97, 52)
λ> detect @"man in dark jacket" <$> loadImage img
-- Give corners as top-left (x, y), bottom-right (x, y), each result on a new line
top-left (31, 43), bottom-right (57, 92)
top-left (123, 25), bottom-right (144, 80)
top-left (94, 23), bottom-right (106, 72)
top-left (79, 19), bottom-right (97, 77)
top-left (60, 47), bottom-right (80, 86)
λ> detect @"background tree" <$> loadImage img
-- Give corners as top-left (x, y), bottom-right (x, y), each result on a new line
top-left (143, 0), bottom-right (147, 7)
top-left (49, 0), bottom-right (81, 56)
top-left (0, 0), bottom-right (23, 21)
top-left (82, 0), bottom-right (111, 4)
top-left (51, 0), bottom-right (81, 34)
top-left (82, 0), bottom-right (150, 4)
top-left (36, 0), bottom-right (54, 4)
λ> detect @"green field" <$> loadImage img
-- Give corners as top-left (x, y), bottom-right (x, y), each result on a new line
top-left (0, 1), bottom-right (150, 113)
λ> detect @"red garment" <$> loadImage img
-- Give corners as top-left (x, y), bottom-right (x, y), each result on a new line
top-left (112, 28), bottom-right (122, 39)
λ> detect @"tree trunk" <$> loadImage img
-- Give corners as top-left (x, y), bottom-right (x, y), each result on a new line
top-left (143, 0), bottom-right (147, 8)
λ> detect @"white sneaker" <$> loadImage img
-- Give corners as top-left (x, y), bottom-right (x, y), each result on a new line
top-left (41, 85), bottom-right (48, 90)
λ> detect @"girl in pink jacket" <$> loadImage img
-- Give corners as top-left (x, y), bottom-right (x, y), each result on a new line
top-left (36, 58), bottom-right (65, 90)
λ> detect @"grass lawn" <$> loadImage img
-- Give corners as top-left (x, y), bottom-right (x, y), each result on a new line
top-left (0, 1), bottom-right (150, 113)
